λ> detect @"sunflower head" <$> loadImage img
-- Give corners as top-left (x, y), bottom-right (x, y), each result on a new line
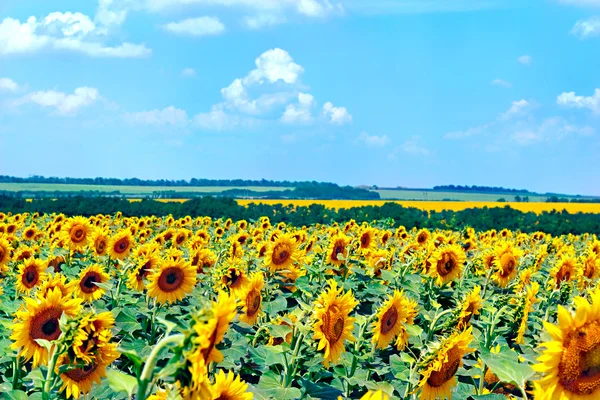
top-left (265, 233), bottom-right (298, 272)
top-left (371, 290), bottom-right (418, 350)
top-left (71, 264), bottom-right (110, 302)
top-left (147, 259), bottom-right (197, 304)
top-left (238, 272), bottom-right (264, 325)
top-left (428, 244), bottom-right (466, 286)
top-left (327, 234), bottom-right (350, 268)
top-left (16, 258), bottom-right (48, 293)
top-left (61, 216), bottom-right (92, 250)
top-left (108, 230), bottom-right (134, 259)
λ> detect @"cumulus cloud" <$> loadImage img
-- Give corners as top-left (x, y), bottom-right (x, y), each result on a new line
top-left (243, 14), bottom-right (286, 29)
top-left (511, 117), bottom-right (595, 145)
top-left (0, 77), bottom-right (19, 92)
top-left (356, 132), bottom-right (389, 147)
top-left (323, 101), bottom-right (352, 125)
top-left (445, 122), bottom-right (496, 140)
top-left (193, 108), bottom-right (243, 131)
top-left (162, 17), bottom-right (225, 36)
top-left (0, 13), bottom-right (150, 57)
top-left (125, 106), bottom-right (189, 126)
top-left (281, 92), bottom-right (314, 123)
top-left (570, 16), bottom-right (600, 38)
top-left (499, 99), bottom-right (531, 120)
top-left (557, 88), bottom-right (600, 113)
top-left (517, 55), bottom-right (532, 65)
top-left (491, 79), bottom-right (512, 88)
top-left (245, 48), bottom-right (304, 85)
top-left (14, 87), bottom-right (99, 115)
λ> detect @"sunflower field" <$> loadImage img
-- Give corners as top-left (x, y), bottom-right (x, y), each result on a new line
top-left (0, 212), bottom-right (599, 400)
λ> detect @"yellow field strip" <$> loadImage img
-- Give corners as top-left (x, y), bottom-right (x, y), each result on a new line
top-left (236, 200), bottom-right (600, 214)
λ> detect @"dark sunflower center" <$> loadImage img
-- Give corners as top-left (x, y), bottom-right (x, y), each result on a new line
top-left (42, 319), bottom-right (58, 336)
top-left (64, 362), bottom-right (98, 382)
top-left (158, 267), bottom-right (184, 292)
top-left (559, 322), bottom-right (600, 395)
top-left (115, 239), bottom-right (128, 253)
top-left (80, 273), bottom-right (100, 293)
top-left (332, 317), bottom-right (344, 342)
top-left (246, 290), bottom-right (261, 317)
top-left (25, 269), bottom-right (36, 284)
top-left (427, 347), bottom-right (461, 388)
top-left (380, 306), bottom-right (399, 335)
top-left (31, 308), bottom-right (63, 341)
top-left (361, 234), bottom-right (370, 247)
top-left (437, 256), bottom-right (456, 277)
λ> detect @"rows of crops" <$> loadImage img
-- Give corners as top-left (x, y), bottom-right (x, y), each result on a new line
top-left (0, 212), bottom-right (598, 399)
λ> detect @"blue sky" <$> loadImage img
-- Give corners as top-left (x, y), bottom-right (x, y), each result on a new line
top-left (0, 0), bottom-right (599, 195)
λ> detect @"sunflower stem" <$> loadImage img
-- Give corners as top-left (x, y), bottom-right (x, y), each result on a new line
top-left (12, 354), bottom-right (21, 390)
top-left (42, 344), bottom-right (60, 400)
top-left (426, 309), bottom-right (454, 342)
top-left (137, 334), bottom-right (184, 400)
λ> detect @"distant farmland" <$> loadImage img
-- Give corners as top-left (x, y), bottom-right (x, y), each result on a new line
top-left (0, 183), bottom-right (288, 195)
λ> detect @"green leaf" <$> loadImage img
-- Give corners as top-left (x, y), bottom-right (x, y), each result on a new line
top-left (115, 309), bottom-right (140, 333)
top-left (471, 395), bottom-right (508, 400)
top-left (106, 368), bottom-right (138, 397)
top-left (299, 378), bottom-right (343, 399)
top-left (389, 354), bottom-right (410, 381)
top-left (255, 371), bottom-right (302, 400)
top-left (479, 346), bottom-right (534, 389)
top-left (1, 390), bottom-right (29, 400)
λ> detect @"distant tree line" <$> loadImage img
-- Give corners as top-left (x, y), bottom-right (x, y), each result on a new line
top-left (1, 175), bottom-right (344, 189)
top-left (433, 185), bottom-right (532, 194)
top-left (1, 196), bottom-right (599, 235)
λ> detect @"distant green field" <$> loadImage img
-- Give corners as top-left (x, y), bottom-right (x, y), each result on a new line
top-left (374, 189), bottom-right (594, 202)
top-left (0, 183), bottom-right (288, 195)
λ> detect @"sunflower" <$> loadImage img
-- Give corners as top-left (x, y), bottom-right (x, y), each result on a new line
top-left (418, 328), bottom-right (475, 400)
top-left (551, 254), bottom-right (578, 288)
top-left (0, 237), bottom-right (12, 268)
top-left (582, 252), bottom-right (600, 281)
top-left (220, 265), bottom-right (248, 297)
top-left (208, 370), bottom-right (253, 400)
top-left (361, 390), bottom-right (390, 400)
top-left (371, 290), bottom-right (418, 350)
top-left (39, 273), bottom-right (71, 297)
top-left (108, 230), bottom-right (134, 259)
top-left (238, 273), bottom-right (264, 325)
top-left (58, 338), bottom-right (119, 398)
top-left (313, 280), bottom-right (359, 367)
top-left (190, 290), bottom-right (237, 365)
top-left (428, 244), bottom-right (466, 286)
top-left (71, 264), bottom-right (110, 302)
top-left (327, 234), bottom-right (350, 267)
top-left (515, 282), bottom-right (539, 344)
top-left (456, 286), bottom-right (482, 329)
top-left (92, 229), bottom-right (109, 257)
top-left (10, 288), bottom-right (82, 367)
top-left (16, 258), bottom-right (48, 293)
top-left (229, 240), bottom-right (244, 260)
top-left (358, 228), bottom-right (377, 253)
top-left (493, 242), bottom-right (523, 287)
top-left (416, 228), bottom-right (431, 246)
top-left (533, 287), bottom-right (600, 399)
top-left (21, 225), bottom-right (37, 241)
top-left (147, 259), bottom-right (197, 304)
top-left (61, 216), bottom-right (92, 250)
top-left (265, 233), bottom-right (298, 272)
top-left (127, 252), bottom-right (160, 291)
top-left (191, 248), bottom-right (216, 274)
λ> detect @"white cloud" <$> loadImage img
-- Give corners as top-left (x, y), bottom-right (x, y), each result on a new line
top-left (95, 0), bottom-right (128, 28)
top-left (323, 101), bottom-right (352, 125)
top-left (162, 17), bottom-right (225, 36)
top-left (499, 99), bottom-right (531, 120)
top-left (0, 14), bottom-right (150, 57)
top-left (491, 78), bottom-right (512, 88)
top-left (181, 68), bottom-right (197, 78)
top-left (0, 78), bottom-right (19, 92)
top-left (144, 0), bottom-right (343, 16)
top-left (14, 87), bottom-right (99, 115)
top-left (281, 92), bottom-right (314, 123)
top-left (570, 16), bottom-right (600, 38)
top-left (511, 117), bottom-right (595, 145)
top-left (193, 108), bottom-right (241, 131)
top-left (517, 55), bottom-right (532, 65)
top-left (356, 132), bottom-right (389, 147)
top-left (125, 106), bottom-right (189, 126)
top-left (243, 14), bottom-right (286, 29)
top-left (557, 88), bottom-right (600, 113)
top-left (245, 48), bottom-right (304, 85)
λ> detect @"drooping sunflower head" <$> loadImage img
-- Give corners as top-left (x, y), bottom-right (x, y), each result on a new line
top-left (533, 287), bottom-right (600, 399)
top-left (428, 244), bottom-right (466, 286)
top-left (220, 265), bottom-right (248, 296)
top-left (265, 232), bottom-right (298, 272)
top-left (16, 258), bottom-right (48, 293)
top-left (108, 230), bottom-right (134, 259)
top-left (147, 259), bottom-right (197, 304)
top-left (61, 216), bottom-right (92, 250)
top-left (418, 327), bottom-right (475, 400)
top-left (191, 248), bottom-right (216, 274)
top-left (327, 234), bottom-right (350, 267)
top-left (0, 237), bottom-right (12, 267)
top-left (38, 273), bottom-right (71, 298)
top-left (456, 286), bottom-right (482, 329)
top-left (71, 264), bottom-right (110, 302)
top-left (371, 290), bottom-right (418, 350)
top-left (312, 280), bottom-right (359, 367)
top-left (127, 252), bottom-right (160, 291)
top-left (238, 272), bottom-right (265, 326)
top-left (551, 255), bottom-right (579, 288)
